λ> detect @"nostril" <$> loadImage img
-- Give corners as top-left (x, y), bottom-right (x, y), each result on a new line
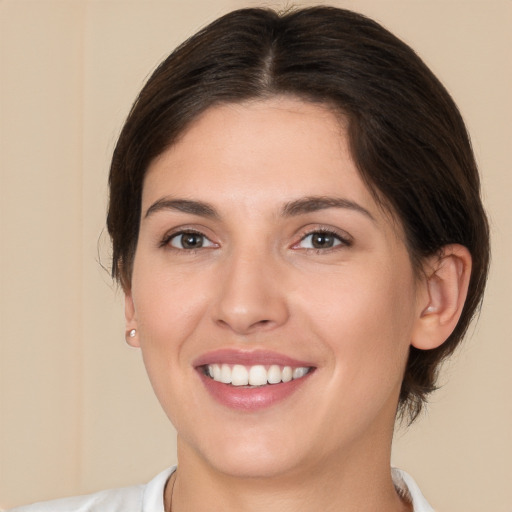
top-left (216, 317), bottom-right (274, 334)
top-left (253, 319), bottom-right (273, 328)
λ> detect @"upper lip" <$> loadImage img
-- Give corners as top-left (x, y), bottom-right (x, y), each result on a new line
top-left (193, 349), bottom-right (314, 368)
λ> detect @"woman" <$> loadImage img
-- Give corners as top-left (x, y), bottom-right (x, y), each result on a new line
top-left (10, 6), bottom-right (489, 512)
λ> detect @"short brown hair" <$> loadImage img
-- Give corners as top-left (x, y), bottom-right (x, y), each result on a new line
top-left (107, 6), bottom-right (489, 421)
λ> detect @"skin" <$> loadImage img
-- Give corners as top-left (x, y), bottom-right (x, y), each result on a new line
top-left (125, 97), bottom-right (471, 512)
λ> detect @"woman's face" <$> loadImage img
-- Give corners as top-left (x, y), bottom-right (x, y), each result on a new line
top-left (127, 97), bottom-right (425, 478)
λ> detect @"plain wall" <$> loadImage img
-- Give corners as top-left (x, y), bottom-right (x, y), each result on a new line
top-left (0, 1), bottom-right (510, 510)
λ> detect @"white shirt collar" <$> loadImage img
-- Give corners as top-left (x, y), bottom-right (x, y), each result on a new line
top-left (392, 467), bottom-right (434, 511)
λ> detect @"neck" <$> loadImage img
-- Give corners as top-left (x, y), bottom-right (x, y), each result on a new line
top-left (165, 436), bottom-right (411, 512)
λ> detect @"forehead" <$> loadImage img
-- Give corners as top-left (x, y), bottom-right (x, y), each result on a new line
top-left (143, 98), bottom-right (372, 211)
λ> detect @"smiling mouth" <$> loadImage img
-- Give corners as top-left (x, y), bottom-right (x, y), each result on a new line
top-left (201, 364), bottom-right (314, 387)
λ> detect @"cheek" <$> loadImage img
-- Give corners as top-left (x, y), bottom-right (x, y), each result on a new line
top-left (129, 264), bottom-right (210, 397)
top-left (132, 262), bottom-right (209, 341)
top-left (297, 261), bottom-right (416, 386)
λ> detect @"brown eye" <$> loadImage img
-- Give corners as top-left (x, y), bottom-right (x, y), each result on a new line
top-left (297, 231), bottom-right (347, 250)
top-left (311, 233), bottom-right (336, 248)
top-left (169, 232), bottom-right (214, 249)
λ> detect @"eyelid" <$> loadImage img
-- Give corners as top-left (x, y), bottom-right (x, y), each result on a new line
top-left (159, 226), bottom-right (218, 249)
top-left (292, 225), bottom-right (353, 250)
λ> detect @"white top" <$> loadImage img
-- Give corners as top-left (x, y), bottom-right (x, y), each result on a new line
top-left (9, 466), bottom-right (434, 511)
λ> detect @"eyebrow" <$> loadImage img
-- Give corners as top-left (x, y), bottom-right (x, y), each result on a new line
top-left (144, 198), bottom-right (219, 219)
top-left (144, 195), bottom-right (374, 221)
top-left (282, 196), bottom-right (375, 220)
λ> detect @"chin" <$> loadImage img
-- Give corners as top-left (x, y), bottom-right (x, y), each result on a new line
top-left (179, 423), bottom-right (313, 480)
top-left (207, 449), bottom-right (306, 480)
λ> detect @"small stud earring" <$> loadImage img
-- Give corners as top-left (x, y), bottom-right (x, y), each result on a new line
top-left (128, 329), bottom-right (136, 338)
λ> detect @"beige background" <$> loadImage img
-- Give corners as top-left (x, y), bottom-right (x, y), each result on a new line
top-left (0, 0), bottom-right (510, 510)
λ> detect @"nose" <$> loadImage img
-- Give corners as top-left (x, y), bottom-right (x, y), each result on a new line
top-left (212, 248), bottom-right (289, 335)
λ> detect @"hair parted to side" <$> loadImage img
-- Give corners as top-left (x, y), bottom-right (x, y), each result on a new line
top-left (107, 6), bottom-right (489, 422)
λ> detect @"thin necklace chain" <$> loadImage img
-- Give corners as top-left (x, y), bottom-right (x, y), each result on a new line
top-left (167, 472), bottom-right (177, 512)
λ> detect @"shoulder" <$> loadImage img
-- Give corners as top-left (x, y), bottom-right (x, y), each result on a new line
top-left (7, 467), bottom-right (175, 512)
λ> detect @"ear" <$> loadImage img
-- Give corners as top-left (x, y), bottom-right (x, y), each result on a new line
top-left (124, 291), bottom-right (140, 348)
top-left (412, 244), bottom-right (472, 350)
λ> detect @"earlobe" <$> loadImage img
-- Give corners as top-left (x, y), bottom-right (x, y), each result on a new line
top-left (124, 292), bottom-right (140, 348)
top-left (412, 244), bottom-right (472, 350)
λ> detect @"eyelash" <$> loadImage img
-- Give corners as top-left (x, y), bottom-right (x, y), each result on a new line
top-left (159, 227), bottom-right (352, 253)
top-left (159, 229), bottom-right (217, 251)
top-left (294, 227), bottom-right (352, 252)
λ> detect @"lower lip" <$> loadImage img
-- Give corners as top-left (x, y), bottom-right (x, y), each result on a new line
top-left (198, 371), bottom-right (312, 411)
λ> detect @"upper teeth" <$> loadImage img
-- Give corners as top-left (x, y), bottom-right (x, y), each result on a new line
top-left (206, 364), bottom-right (310, 386)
